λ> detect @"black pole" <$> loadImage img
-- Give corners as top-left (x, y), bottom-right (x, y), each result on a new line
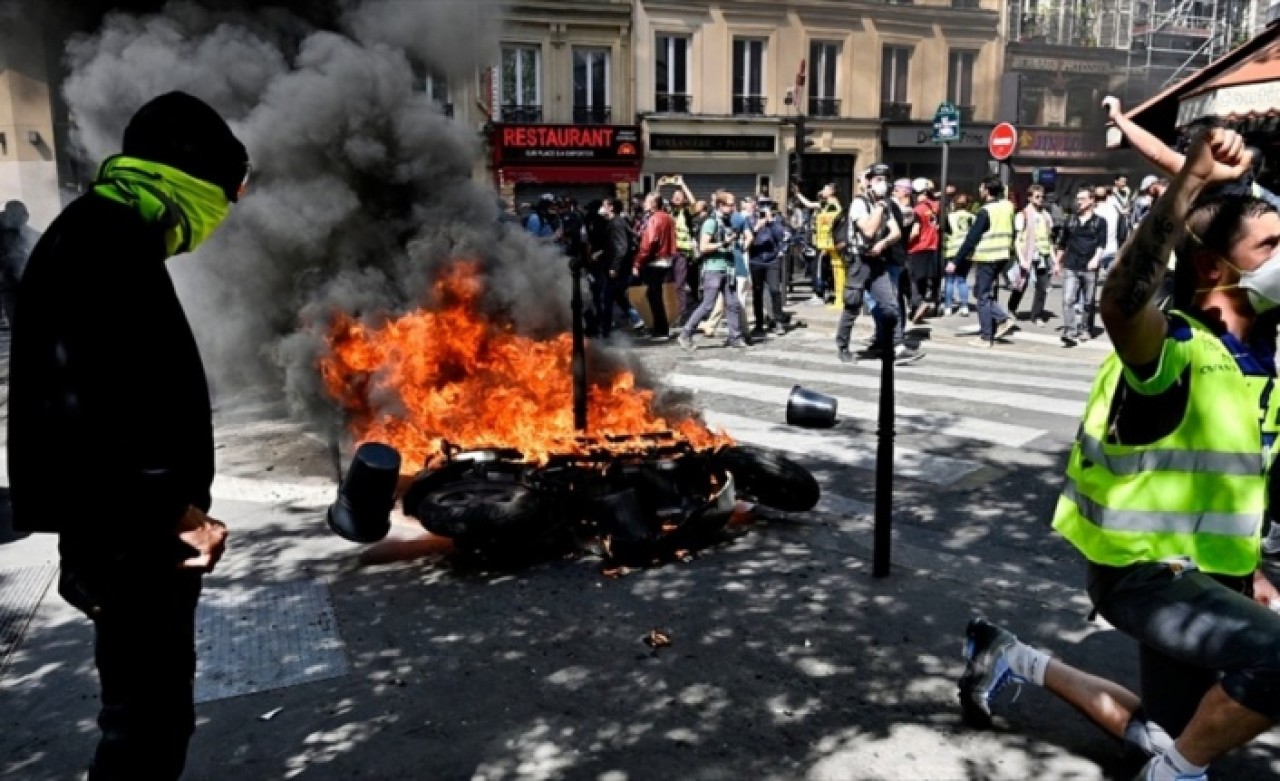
top-left (569, 258), bottom-right (588, 432)
top-left (873, 310), bottom-right (896, 578)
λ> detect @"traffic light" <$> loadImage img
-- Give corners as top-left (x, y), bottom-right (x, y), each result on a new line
top-left (795, 116), bottom-right (816, 155)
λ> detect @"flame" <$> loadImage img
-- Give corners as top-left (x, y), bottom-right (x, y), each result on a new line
top-left (320, 261), bottom-right (730, 469)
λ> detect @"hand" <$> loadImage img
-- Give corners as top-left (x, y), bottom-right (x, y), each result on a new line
top-left (945, 262), bottom-right (956, 274)
top-left (1254, 570), bottom-right (1280, 609)
top-left (632, 265), bottom-right (641, 277)
top-left (867, 241), bottom-right (883, 257)
top-left (177, 505), bottom-right (228, 573)
top-left (1053, 264), bottom-right (1062, 278)
top-left (1101, 95), bottom-right (1123, 122)
top-left (609, 270), bottom-right (617, 279)
top-left (672, 175), bottom-right (683, 185)
top-left (1087, 259), bottom-right (1100, 272)
top-left (1183, 128), bottom-right (1253, 188)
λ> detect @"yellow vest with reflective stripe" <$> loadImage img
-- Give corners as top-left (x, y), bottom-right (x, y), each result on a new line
top-left (673, 209), bottom-right (694, 253)
top-left (945, 210), bottom-right (974, 261)
top-left (972, 200), bottom-right (1014, 263)
top-left (1052, 313), bottom-right (1272, 576)
top-left (1017, 207), bottom-right (1053, 258)
top-left (814, 202), bottom-right (842, 251)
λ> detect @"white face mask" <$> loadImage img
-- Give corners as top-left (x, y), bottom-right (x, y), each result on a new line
top-left (870, 181), bottom-right (888, 198)
top-left (1199, 250), bottom-right (1280, 313)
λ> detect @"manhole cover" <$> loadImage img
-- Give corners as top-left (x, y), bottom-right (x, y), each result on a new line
top-left (195, 579), bottom-right (350, 703)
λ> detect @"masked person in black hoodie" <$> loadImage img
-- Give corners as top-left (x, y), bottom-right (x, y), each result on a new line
top-left (9, 92), bottom-right (248, 781)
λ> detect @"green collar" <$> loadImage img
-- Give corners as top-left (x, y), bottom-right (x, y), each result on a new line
top-left (93, 155), bottom-right (229, 257)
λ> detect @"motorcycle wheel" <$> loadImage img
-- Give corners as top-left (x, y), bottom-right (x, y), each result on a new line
top-left (717, 445), bottom-right (820, 512)
top-left (416, 479), bottom-right (551, 539)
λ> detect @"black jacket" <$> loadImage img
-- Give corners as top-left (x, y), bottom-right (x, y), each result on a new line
top-left (607, 215), bottom-right (632, 276)
top-left (8, 194), bottom-right (214, 552)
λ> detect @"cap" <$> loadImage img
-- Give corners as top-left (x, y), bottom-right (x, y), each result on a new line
top-left (122, 91), bottom-right (249, 202)
top-left (1140, 175), bottom-right (1159, 192)
top-left (865, 163), bottom-right (891, 179)
top-left (893, 178), bottom-right (913, 193)
top-left (911, 177), bottom-right (932, 194)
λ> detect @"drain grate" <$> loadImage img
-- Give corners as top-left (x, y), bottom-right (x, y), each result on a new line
top-left (195, 579), bottom-right (350, 703)
top-left (0, 564), bottom-right (57, 677)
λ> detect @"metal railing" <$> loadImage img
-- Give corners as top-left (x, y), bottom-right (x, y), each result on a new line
top-left (879, 101), bottom-right (912, 121)
top-left (655, 93), bottom-right (692, 113)
top-left (809, 97), bottom-right (841, 118)
top-left (572, 105), bottom-right (612, 124)
top-left (732, 95), bottom-right (768, 116)
top-left (500, 104), bottom-right (543, 123)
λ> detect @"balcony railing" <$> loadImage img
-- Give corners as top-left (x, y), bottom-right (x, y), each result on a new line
top-left (655, 93), bottom-right (692, 113)
top-left (573, 105), bottom-right (612, 124)
top-left (951, 0), bottom-right (980, 8)
top-left (809, 97), bottom-right (841, 118)
top-left (501, 104), bottom-right (542, 123)
top-left (733, 95), bottom-right (767, 116)
top-left (880, 101), bottom-right (912, 121)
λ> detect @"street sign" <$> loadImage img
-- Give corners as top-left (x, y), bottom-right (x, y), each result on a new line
top-left (989, 122), bottom-right (1017, 161)
top-left (931, 101), bottom-right (961, 144)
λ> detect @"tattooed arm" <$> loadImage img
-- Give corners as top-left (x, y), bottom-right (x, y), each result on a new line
top-left (1101, 128), bottom-right (1253, 367)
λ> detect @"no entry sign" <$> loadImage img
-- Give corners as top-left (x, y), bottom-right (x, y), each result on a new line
top-left (989, 122), bottom-right (1017, 161)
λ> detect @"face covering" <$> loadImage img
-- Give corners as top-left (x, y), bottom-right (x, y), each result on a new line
top-left (870, 181), bottom-right (888, 198)
top-left (1196, 248), bottom-right (1280, 314)
top-left (93, 155), bottom-right (231, 258)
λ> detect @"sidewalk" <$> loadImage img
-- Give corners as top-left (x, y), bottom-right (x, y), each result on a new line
top-left (3, 486), bottom-right (1276, 781)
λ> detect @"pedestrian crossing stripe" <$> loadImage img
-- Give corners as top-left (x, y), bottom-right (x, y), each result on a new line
top-left (790, 331), bottom-right (1108, 372)
top-left (745, 348), bottom-right (1093, 395)
top-left (703, 412), bottom-right (986, 487)
top-left (670, 373), bottom-right (1046, 448)
top-left (689, 358), bottom-right (1089, 418)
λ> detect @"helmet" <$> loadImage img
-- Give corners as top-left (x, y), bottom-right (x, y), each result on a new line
top-left (539, 193), bottom-right (556, 204)
top-left (865, 163), bottom-right (891, 179)
top-left (912, 177), bottom-right (932, 194)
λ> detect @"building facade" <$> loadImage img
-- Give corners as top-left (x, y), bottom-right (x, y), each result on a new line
top-left (633, 0), bottom-right (1004, 204)
top-left (0, 17), bottom-right (61, 231)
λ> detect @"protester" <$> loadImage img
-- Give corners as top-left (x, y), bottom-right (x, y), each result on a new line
top-left (663, 175), bottom-right (699, 327)
top-left (748, 197), bottom-right (787, 336)
top-left (9, 91), bottom-right (244, 781)
top-left (525, 193), bottom-right (562, 241)
top-left (633, 193), bottom-right (677, 340)
top-left (0, 200), bottom-right (37, 328)
top-left (960, 127), bottom-right (1280, 781)
top-left (1007, 184), bottom-right (1054, 326)
top-left (942, 193), bottom-right (975, 316)
top-left (678, 190), bottom-right (746, 350)
top-left (1094, 184), bottom-right (1125, 271)
top-left (1055, 186), bottom-right (1108, 347)
top-left (952, 177), bottom-right (1017, 347)
top-left (701, 197), bottom-right (754, 338)
top-left (793, 182), bottom-right (842, 304)
top-left (907, 178), bottom-right (939, 323)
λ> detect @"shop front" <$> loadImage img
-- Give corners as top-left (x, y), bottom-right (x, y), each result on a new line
top-left (641, 118), bottom-right (782, 203)
top-left (1008, 126), bottom-right (1113, 203)
top-left (881, 124), bottom-right (994, 195)
top-left (490, 123), bottom-right (644, 206)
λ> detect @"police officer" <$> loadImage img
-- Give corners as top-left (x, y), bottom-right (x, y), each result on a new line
top-left (9, 92), bottom-right (247, 780)
top-left (959, 129), bottom-right (1280, 781)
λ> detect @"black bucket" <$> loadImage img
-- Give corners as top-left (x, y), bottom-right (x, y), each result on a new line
top-left (327, 442), bottom-right (402, 544)
top-left (786, 385), bottom-right (838, 428)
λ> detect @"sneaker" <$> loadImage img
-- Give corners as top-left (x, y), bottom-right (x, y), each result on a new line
top-left (994, 319), bottom-right (1017, 340)
top-left (837, 348), bottom-right (854, 364)
top-left (856, 345), bottom-right (883, 361)
top-left (632, 321), bottom-right (646, 333)
top-left (750, 326), bottom-right (767, 337)
top-left (648, 332), bottom-right (672, 342)
top-left (960, 306), bottom-right (971, 317)
top-left (894, 345), bottom-right (924, 365)
top-left (774, 323), bottom-right (787, 337)
top-left (1061, 333), bottom-right (1078, 347)
top-left (677, 333), bottom-right (695, 352)
top-left (1131, 755), bottom-right (1208, 781)
top-left (725, 338), bottom-right (749, 349)
top-left (958, 618), bottom-right (1025, 728)
top-left (805, 295), bottom-right (825, 306)
top-left (968, 337), bottom-right (993, 348)
top-left (945, 306), bottom-right (957, 317)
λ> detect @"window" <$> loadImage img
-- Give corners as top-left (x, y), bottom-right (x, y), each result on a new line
top-left (881, 46), bottom-right (910, 104)
top-left (947, 50), bottom-right (977, 111)
top-left (573, 48), bottom-right (611, 124)
top-left (808, 41), bottom-right (840, 117)
top-left (413, 68), bottom-right (453, 117)
top-left (655, 34), bottom-right (690, 112)
top-left (732, 38), bottom-right (766, 115)
top-left (501, 45), bottom-right (541, 122)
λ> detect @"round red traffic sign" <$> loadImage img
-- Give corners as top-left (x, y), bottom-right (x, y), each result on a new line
top-left (989, 122), bottom-right (1017, 161)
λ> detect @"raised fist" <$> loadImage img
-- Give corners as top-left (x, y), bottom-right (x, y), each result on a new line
top-left (1185, 128), bottom-right (1252, 187)
top-left (1101, 95), bottom-right (1122, 121)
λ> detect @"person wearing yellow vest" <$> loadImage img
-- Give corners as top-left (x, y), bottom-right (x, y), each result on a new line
top-left (942, 193), bottom-right (975, 316)
top-left (794, 183), bottom-right (842, 304)
top-left (1007, 184), bottom-right (1054, 326)
top-left (958, 129), bottom-right (1280, 781)
top-left (952, 177), bottom-right (1018, 346)
top-left (665, 177), bottom-right (698, 327)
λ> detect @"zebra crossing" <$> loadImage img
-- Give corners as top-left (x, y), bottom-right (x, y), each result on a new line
top-left (651, 322), bottom-right (1109, 520)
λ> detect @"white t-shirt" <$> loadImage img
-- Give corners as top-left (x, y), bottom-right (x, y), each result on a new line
top-left (1094, 200), bottom-right (1120, 255)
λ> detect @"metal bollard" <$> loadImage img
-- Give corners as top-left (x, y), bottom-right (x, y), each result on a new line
top-left (873, 313), bottom-right (896, 578)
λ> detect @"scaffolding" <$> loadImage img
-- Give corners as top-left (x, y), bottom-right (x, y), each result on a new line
top-left (1007, 1), bottom-right (1257, 97)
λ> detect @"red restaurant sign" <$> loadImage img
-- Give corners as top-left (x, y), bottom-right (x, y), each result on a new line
top-left (493, 124), bottom-right (643, 165)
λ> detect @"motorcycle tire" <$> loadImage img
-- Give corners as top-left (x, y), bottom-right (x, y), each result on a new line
top-left (717, 445), bottom-right (820, 512)
top-left (415, 479), bottom-right (552, 539)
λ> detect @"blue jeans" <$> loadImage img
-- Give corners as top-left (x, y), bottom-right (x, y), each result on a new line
top-left (869, 263), bottom-right (904, 346)
top-left (943, 263), bottom-right (969, 310)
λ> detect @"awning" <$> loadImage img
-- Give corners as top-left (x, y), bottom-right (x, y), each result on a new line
top-left (1009, 164), bottom-right (1112, 176)
top-left (498, 165), bottom-right (640, 185)
top-left (1113, 24), bottom-right (1280, 144)
top-left (1176, 39), bottom-right (1280, 126)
